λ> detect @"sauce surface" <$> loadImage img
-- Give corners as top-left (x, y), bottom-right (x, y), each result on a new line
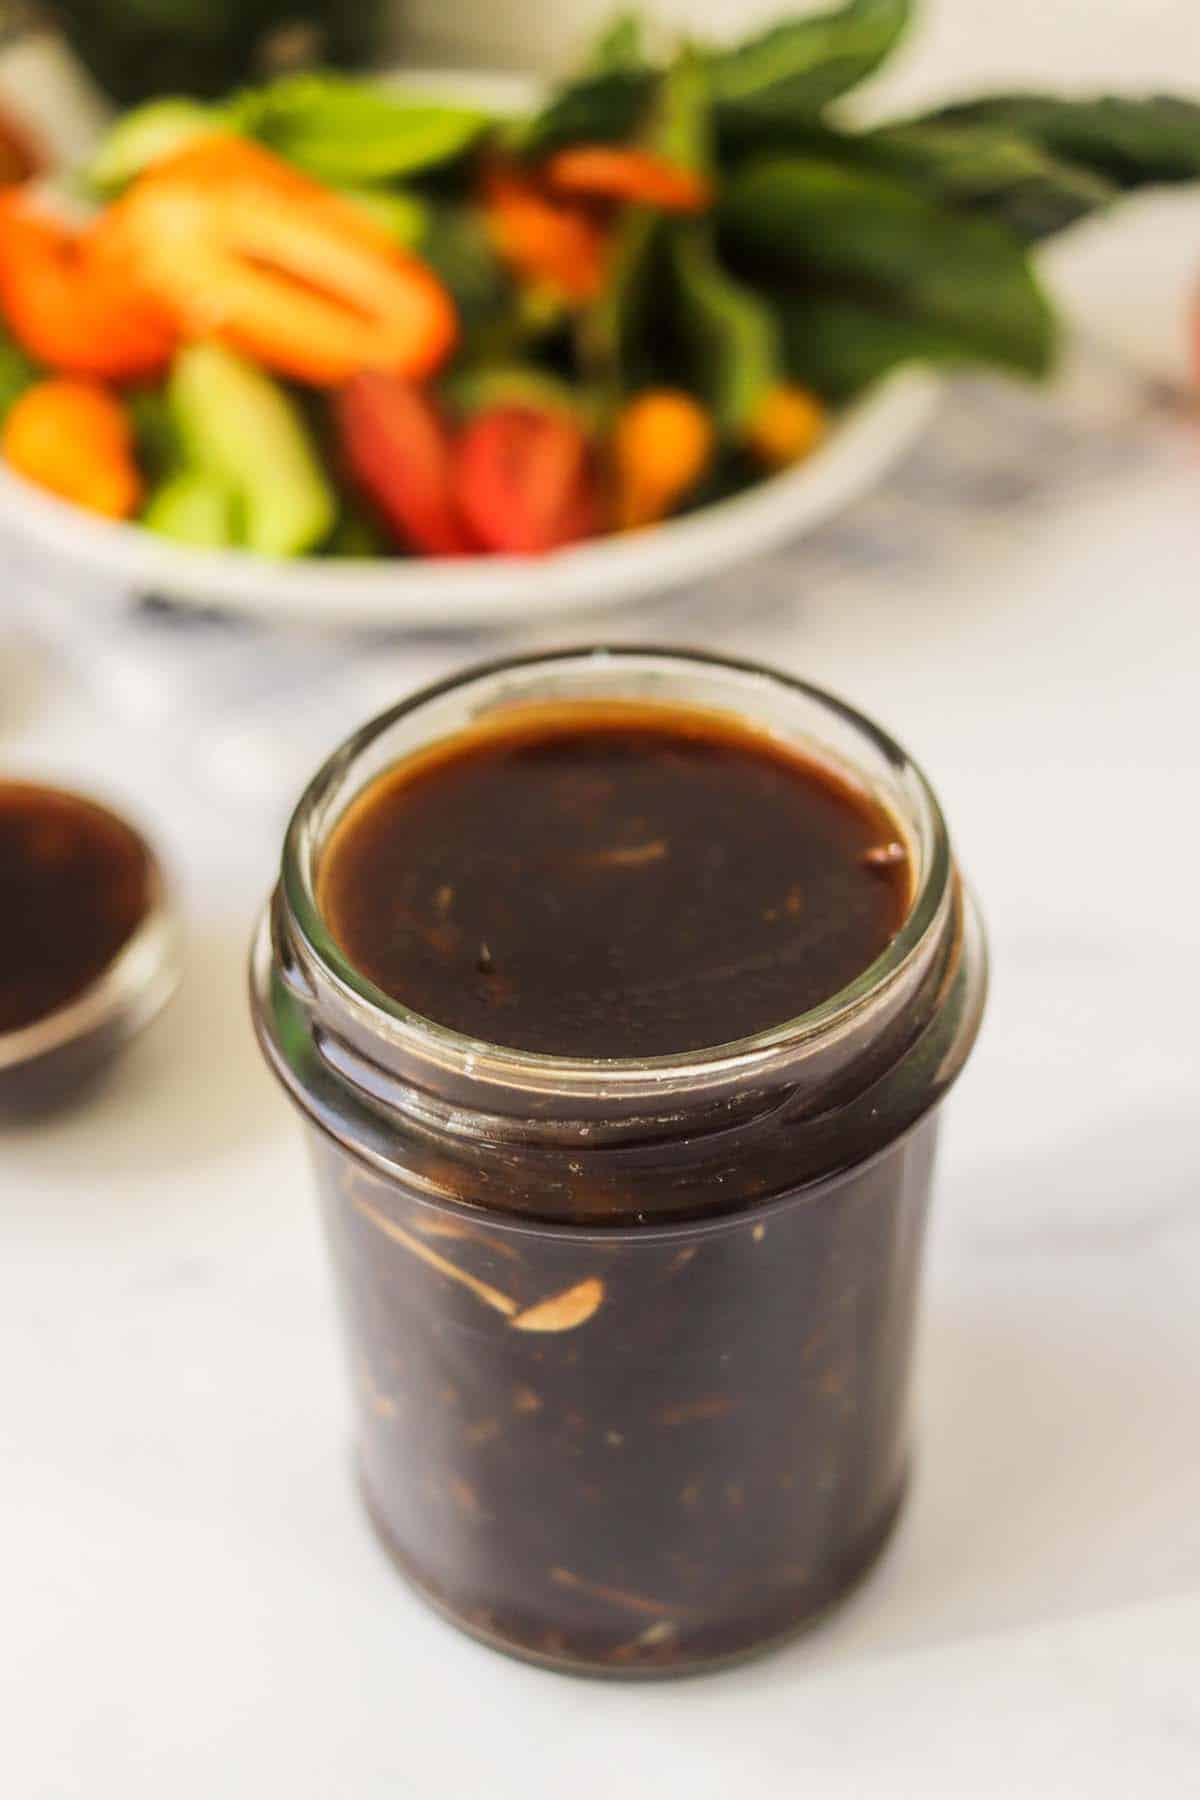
top-left (318, 704), bottom-right (911, 1059)
top-left (0, 782), bottom-right (151, 1035)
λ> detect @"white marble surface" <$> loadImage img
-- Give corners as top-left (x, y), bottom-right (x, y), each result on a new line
top-left (4, 367), bottom-right (1200, 1795)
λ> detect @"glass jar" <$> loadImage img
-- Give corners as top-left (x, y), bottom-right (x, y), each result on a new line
top-left (250, 647), bottom-right (987, 1676)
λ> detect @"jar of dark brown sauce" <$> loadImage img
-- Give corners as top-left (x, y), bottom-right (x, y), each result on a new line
top-left (251, 648), bottom-right (987, 1676)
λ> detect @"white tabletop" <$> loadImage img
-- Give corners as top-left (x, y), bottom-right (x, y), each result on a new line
top-left (4, 355), bottom-right (1199, 1796)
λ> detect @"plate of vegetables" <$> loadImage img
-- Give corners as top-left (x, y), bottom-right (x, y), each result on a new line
top-left (1, 1), bottom-right (1199, 628)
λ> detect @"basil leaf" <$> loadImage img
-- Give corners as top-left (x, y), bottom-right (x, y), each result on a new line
top-left (709, 0), bottom-right (912, 127)
top-left (719, 156), bottom-right (1055, 376)
top-left (922, 92), bottom-right (1200, 188)
top-left (237, 74), bottom-right (488, 183)
top-left (775, 293), bottom-right (983, 398)
top-left (850, 120), bottom-right (1116, 241)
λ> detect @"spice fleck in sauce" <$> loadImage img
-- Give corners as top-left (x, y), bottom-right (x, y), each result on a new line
top-left (0, 782), bottom-right (152, 1035)
top-left (318, 704), bottom-right (911, 1058)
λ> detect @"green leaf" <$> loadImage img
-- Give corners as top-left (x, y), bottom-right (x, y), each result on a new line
top-left (668, 229), bottom-right (779, 430)
top-left (235, 74), bottom-right (488, 183)
top-left (709, 0), bottom-right (912, 127)
top-left (719, 156), bottom-right (1055, 376)
top-left (922, 92), bottom-right (1200, 188)
top-left (851, 120), bottom-right (1116, 241)
top-left (775, 293), bottom-right (982, 398)
top-left (512, 67), bottom-right (655, 158)
top-left (587, 12), bottom-right (646, 74)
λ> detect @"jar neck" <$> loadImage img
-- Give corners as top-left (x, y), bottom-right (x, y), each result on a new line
top-left (249, 649), bottom-right (987, 1226)
top-left (252, 869), bottom-right (983, 1225)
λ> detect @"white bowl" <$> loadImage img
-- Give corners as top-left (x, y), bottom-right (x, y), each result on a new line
top-left (0, 63), bottom-right (940, 630)
top-left (0, 371), bottom-right (938, 629)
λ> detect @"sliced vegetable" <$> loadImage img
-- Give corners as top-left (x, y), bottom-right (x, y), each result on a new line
top-left (2, 379), bottom-right (141, 518)
top-left (482, 165), bottom-right (609, 303)
top-left (232, 73), bottom-right (488, 184)
top-left (709, 0), bottom-right (912, 130)
top-left (0, 203), bottom-right (177, 382)
top-left (87, 98), bottom-right (226, 194)
top-left (456, 406), bottom-right (598, 553)
top-left (744, 382), bottom-right (826, 466)
top-left (719, 156), bottom-right (1055, 376)
top-left (611, 388), bottom-right (715, 529)
top-left (544, 144), bottom-right (712, 211)
top-left (168, 343), bottom-right (335, 555)
top-left (142, 469), bottom-right (239, 547)
top-left (93, 137), bottom-right (457, 385)
top-left (336, 372), bottom-right (474, 556)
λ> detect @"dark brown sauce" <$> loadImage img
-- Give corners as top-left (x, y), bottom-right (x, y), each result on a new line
top-left (0, 782), bottom-right (151, 1035)
top-left (318, 704), bottom-right (911, 1059)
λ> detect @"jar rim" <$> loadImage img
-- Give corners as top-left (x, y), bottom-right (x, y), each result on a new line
top-left (280, 646), bottom-right (952, 1099)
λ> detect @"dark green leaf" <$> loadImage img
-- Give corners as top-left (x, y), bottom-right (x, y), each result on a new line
top-left (668, 229), bottom-right (779, 430)
top-left (709, 0), bottom-right (912, 127)
top-left (579, 207), bottom-right (667, 402)
top-left (775, 293), bottom-right (982, 398)
top-left (418, 205), bottom-right (512, 334)
top-left (512, 67), bottom-right (654, 158)
top-left (719, 156), bottom-right (1055, 376)
top-left (922, 92), bottom-right (1200, 188)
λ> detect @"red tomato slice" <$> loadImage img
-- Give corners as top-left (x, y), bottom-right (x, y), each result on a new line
top-left (336, 373), bottom-right (476, 556)
top-left (455, 406), bottom-right (598, 555)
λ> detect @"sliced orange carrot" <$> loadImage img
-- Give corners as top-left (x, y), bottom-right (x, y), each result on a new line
top-left (91, 136), bottom-right (457, 387)
top-left (611, 388), bottom-right (715, 530)
top-left (2, 379), bottom-right (141, 518)
top-left (481, 164), bottom-right (608, 304)
top-left (0, 200), bottom-right (176, 382)
top-left (544, 145), bottom-right (712, 214)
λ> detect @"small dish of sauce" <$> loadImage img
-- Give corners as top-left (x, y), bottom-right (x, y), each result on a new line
top-left (0, 781), bottom-right (178, 1108)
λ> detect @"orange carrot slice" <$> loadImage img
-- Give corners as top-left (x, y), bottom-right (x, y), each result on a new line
top-left (2, 379), bottom-right (141, 518)
top-left (544, 146), bottom-right (712, 214)
top-left (0, 201), bottom-right (176, 382)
